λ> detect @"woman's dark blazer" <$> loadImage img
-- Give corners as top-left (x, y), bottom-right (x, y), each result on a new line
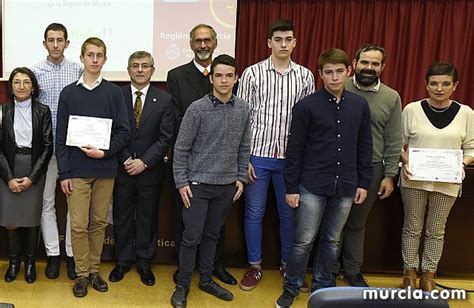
top-left (0, 100), bottom-right (53, 184)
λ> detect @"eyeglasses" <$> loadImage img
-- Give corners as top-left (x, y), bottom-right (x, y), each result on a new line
top-left (130, 63), bottom-right (153, 70)
top-left (12, 80), bottom-right (32, 87)
top-left (193, 38), bottom-right (213, 46)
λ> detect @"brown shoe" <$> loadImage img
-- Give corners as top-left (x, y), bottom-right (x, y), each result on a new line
top-left (89, 272), bottom-right (108, 292)
top-left (73, 276), bottom-right (89, 297)
top-left (401, 269), bottom-right (417, 289)
top-left (420, 271), bottom-right (436, 292)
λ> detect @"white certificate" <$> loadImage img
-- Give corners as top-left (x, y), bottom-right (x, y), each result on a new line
top-left (409, 148), bottom-right (463, 183)
top-left (66, 115), bottom-right (112, 150)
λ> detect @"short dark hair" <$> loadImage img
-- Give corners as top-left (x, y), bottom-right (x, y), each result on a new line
top-left (190, 24), bottom-right (217, 43)
top-left (8, 67), bottom-right (40, 101)
top-left (425, 62), bottom-right (458, 83)
top-left (210, 54), bottom-right (238, 75)
top-left (81, 37), bottom-right (107, 56)
top-left (268, 19), bottom-right (294, 39)
top-left (128, 51), bottom-right (154, 67)
top-left (44, 23), bottom-right (68, 41)
top-left (355, 44), bottom-right (386, 64)
top-left (318, 48), bottom-right (349, 70)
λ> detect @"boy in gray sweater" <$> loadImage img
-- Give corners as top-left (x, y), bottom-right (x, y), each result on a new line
top-left (171, 54), bottom-right (250, 307)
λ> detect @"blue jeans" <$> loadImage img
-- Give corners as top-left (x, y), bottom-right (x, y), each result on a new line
top-left (244, 156), bottom-right (295, 265)
top-left (283, 186), bottom-right (353, 295)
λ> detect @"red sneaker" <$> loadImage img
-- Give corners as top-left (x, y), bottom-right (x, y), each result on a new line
top-left (239, 267), bottom-right (263, 291)
top-left (280, 266), bottom-right (310, 293)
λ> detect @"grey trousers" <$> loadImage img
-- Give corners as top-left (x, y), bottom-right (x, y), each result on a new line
top-left (177, 183), bottom-right (235, 287)
top-left (334, 162), bottom-right (385, 275)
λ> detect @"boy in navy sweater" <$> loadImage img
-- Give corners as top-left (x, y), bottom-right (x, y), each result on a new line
top-left (56, 37), bottom-right (130, 298)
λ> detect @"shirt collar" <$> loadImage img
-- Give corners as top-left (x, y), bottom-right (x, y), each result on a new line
top-left (131, 84), bottom-right (150, 97)
top-left (46, 57), bottom-right (67, 67)
top-left (193, 59), bottom-right (211, 74)
top-left (209, 93), bottom-right (235, 106)
top-left (77, 74), bottom-right (103, 90)
top-left (266, 56), bottom-right (295, 74)
top-left (352, 76), bottom-right (380, 92)
top-left (321, 87), bottom-right (346, 104)
top-left (14, 97), bottom-right (32, 108)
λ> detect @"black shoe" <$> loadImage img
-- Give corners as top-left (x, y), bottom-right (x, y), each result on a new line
top-left (173, 268), bottom-right (179, 284)
top-left (89, 272), bottom-right (108, 292)
top-left (213, 267), bottom-right (237, 285)
top-left (344, 272), bottom-right (369, 287)
top-left (198, 280), bottom-right (233, 301)
top-left (138, 268), bottom-right (156, 286)
top-left (45, 256), bottom-right (60, 279)
top-left (66, 256), bottom-right (78, 280)
top-left (109, 265), bottom-right (130, 282)
top-left (73, 276), bottom-right (89, 297)
top-left (25, 258), bottom-right (36, 284)
top-left (171, 285), bottom-right (189, 308)
top-left (4, 257), bottom-right (20, 283)
top-left (276, 290), bottom-right (295, 308)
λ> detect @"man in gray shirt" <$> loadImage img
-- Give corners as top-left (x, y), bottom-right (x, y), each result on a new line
top-left (171, 55), bottom-right (250, 307)
top-left (334, 44), bottom-right (402, 286)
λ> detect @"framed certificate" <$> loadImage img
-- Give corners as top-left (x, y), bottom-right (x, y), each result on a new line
top-left (66, 115), bottom-right (112, 150)
top-left (408, 148), bottom-right (463, 183)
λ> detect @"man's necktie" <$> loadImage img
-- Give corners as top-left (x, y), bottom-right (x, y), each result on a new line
top-left (134, 90), bottom-right (143, 128)
top-left (203, 68), bottom-right (209, 76)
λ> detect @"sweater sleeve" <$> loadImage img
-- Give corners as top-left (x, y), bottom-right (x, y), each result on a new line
top-left (284, 101), bottom-right (310, 194)
top-left (56, 88), bottom-right (71, 181)
top-left (462, 107), bottom-right (474, 157)
top-left (357, 101), bottom-right (374, 189)
top-left (173, 105), bottom-right (199, 188)
top-left (237, 105), bottom-right (251, 183)
top-left (383, 93), bottom-right (403, 178)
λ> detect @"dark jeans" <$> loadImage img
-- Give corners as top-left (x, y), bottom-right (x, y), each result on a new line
top-left (177, 183), bottom-right (235, 287)
top-left (284, 186), bottom-right (353, 295)
top-left (335, 162), bottom-right (384, 275)
top-left (172, 179), bottom-right (226, 269)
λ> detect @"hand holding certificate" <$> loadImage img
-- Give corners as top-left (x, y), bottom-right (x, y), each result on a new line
top-left (408, 148), bottom-right (463, 183)
top-left (66, 115), bottom-right (112, 150)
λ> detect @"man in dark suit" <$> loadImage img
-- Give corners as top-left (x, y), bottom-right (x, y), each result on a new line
top-left (109, 51), bottom-right (174, 286)
top-left (166, 24), bottom-right (237, 285)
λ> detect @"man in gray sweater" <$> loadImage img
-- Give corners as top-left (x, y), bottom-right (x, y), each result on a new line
top-left (171, 54), bottom-right (251, 307)
top-left (334, 44), bottom-right (402, 287)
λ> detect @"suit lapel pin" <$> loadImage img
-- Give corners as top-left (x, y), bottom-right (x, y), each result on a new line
top-left (153, 98), bottom-right (157, 103)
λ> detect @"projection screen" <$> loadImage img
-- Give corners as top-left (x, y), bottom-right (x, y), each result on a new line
top-left (2, 0), bottom-right (237, 81)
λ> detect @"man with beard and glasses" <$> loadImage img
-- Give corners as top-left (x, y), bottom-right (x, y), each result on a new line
top-left (167, 24), bottom-right (237, 286)
top-left (333, 44), bottom-right (402, 287)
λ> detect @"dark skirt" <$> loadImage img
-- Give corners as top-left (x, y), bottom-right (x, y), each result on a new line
top-left (0, 154), bottom-right (45, 227)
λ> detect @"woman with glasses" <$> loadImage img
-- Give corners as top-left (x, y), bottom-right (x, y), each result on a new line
top-left (0, 67), bottom-right (53, 283)
top-left (400, 62), bottom-right (473, 291)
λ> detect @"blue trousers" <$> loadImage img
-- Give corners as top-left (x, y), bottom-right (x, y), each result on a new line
top-left (244, 156), bottom-right (295, 265)
top-left (283, 186), bottom-right (353, 294)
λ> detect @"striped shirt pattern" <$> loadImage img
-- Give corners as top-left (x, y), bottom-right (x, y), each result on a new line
top-left (237, 57), bottom-right (315, 158)
top-left (31, 58), bottom-right (83, 149)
